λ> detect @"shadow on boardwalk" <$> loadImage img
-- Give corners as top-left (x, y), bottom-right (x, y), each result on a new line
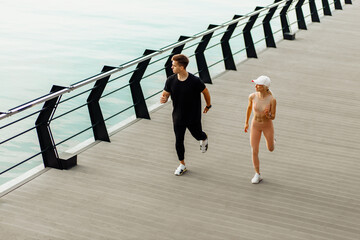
top-left (1, 2), bottom-right (360, 240)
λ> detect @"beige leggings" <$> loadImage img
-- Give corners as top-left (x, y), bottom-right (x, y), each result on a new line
top-left (250, 119), bottom-right (275, 173)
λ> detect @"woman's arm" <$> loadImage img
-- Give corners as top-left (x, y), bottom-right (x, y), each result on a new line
top-left (244, 94), bottom-right (253, 132)
top-left (265, 98), bottom-right (276, 120)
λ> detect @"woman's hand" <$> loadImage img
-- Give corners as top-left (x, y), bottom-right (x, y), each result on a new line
top-left (264, 106), bottom-right (272, 119)
top-left (244, 123), bottom-right (249, 133)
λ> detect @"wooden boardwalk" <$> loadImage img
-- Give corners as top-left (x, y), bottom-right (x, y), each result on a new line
top-left (1, 2), bottom-right (360, 239)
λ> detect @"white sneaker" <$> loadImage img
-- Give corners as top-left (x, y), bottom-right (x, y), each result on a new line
top-left (251, 173), bottom-right (263, 184)
top-left (174, 164), bottom-right (187, 176)
top-left (200, 137), bottom-right (208, 153)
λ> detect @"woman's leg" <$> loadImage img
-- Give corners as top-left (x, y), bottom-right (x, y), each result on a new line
top-left (250, 120), bottom-right (262, 173)
top-left (263, 121), bottom-right (275, 152)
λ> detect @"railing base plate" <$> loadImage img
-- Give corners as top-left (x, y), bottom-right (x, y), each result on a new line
top-left (61, 156), bottom-right (77, 169)
top-left (53, 156), bottom-right (77, 170)
top-left (284, 32), bottom-right (296, 40)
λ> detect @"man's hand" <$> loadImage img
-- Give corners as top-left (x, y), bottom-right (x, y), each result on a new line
top-left (160, 91), bottom-right (170, 104)
top-left (203, 104), bottom-right (211, 113)
top-left (203, 107), bottom-right (209, 113)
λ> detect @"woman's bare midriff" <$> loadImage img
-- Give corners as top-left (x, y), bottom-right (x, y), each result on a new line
top-left (253, 114), bottom-right (270, 123)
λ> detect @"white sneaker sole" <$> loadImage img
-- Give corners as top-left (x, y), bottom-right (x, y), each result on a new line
top-left (251, 178), bottom-right (263, 184)
top-left (174, 168), bottom-right (187, 176)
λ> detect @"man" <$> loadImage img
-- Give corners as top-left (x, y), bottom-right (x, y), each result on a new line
top-left (160, 54), bottom-right (211, 176)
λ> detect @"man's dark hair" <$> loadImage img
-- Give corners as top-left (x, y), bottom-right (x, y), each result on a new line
top-left (171, 54), bottom-right (189, 69)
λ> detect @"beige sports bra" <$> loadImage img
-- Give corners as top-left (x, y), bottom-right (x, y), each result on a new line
top-left (252, 92), bottom-right (273, 115)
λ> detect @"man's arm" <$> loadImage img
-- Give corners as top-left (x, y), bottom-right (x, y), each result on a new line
top-left (202, 88), bottom-right (211, 113)
top-left (160, 90), bottom-right (170, 104)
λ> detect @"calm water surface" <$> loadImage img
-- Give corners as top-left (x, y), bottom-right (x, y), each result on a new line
top-left (0, 0), bottom-right (274, 110)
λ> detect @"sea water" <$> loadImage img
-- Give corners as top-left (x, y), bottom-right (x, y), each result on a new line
top-left (0, 0), bottom-right (295, 187)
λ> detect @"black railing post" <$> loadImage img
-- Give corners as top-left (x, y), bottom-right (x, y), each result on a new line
top-left (309, 0), bottom-right (320, 22)
top-left (322, 0), bottom-right (332, 16)
top-left (35, 85), bottom-right (77, 169)
top-left (334, 0), bottom-right (342, 10)
top-left (243, 6), bottom-right (263, 58)
top-left (280, 0), bottom-right (296, 40)
top-left (165, 36), bottom-right (191, 78)
top-left (87, 65), bottom-right (115, 142)
top-left (221, 15), bottom-right (242, 70)
top-left (345, 0), bottom-right (352, 4)
top-left (195, 24), bottom-right (218, 84)
top-left (295, 0), bottom-right (307, 30)
top-left (263, 1), bottom-right (280, 48)
top-left (129, 49), bottom-right (155, 119)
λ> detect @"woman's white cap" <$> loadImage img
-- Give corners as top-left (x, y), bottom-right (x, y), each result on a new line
top-left (252, 75), bottom-right (271, 87)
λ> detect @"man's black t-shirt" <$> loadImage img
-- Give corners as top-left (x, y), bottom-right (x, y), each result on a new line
top-left (164, 73), bottom-right (206, 125)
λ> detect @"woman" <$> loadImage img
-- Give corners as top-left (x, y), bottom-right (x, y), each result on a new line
top-left (244, 75), bottom-right (277, 184)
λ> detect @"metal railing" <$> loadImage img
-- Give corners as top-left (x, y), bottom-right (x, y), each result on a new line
top-left (0, 0), bottom-right (352, 182)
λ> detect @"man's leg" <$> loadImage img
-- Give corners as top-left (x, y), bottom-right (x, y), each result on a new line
top-left (173, 124), bottom-right (188, 175)
top-left (188, 122), bottom-right (207, 141)
top-left (173, 124), bottom-right (187, 162)
top-left (188, 122), bottom-right (208, 153)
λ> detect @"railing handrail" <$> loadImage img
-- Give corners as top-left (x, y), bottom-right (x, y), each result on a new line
top-left (0, 0), bottom-right (291, 121)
